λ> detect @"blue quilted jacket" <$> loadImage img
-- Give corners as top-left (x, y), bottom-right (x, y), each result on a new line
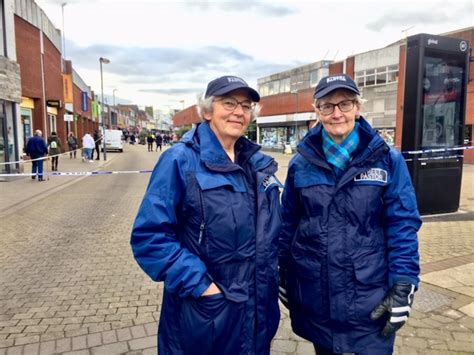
top-left (279, 117), bottom-right (421, 353)
top-left (131, 122), bottom-right (282, 354)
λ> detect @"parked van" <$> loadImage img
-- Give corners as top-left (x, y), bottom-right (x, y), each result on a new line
top-left (104, 129), bottom-right (124, 152)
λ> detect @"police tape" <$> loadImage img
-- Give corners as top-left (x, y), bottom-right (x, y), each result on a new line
top-left (1, 144), bottom-right (473, 166)
top-left (402, 145), bottom-right (474, 155)
top-left (0, 170), bottom-right (153, 177)
top-left (0, 137), bottom-right (103, 165)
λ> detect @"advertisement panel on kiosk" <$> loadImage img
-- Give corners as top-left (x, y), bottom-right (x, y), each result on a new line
top-left (402, 34), bottom-right (470, 215)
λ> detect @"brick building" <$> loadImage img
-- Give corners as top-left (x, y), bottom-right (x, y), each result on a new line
top-left (172, 27), bottom-right (474, 163)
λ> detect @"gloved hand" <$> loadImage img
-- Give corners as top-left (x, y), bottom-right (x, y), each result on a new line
top-left (370, 283), bottom-right (416, 337)
top-left (278, 267), bottom-right (289, 309)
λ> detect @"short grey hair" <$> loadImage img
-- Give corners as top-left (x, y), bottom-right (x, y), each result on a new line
top-left (197, 94), bottom-right (261, 121)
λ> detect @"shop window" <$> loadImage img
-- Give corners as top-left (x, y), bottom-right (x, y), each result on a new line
top-left (48, 114), bottom-right (57, 134)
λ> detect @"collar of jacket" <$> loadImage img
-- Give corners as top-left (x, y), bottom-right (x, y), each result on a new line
top-left (297, 116), bottom-right (388, 169)
top-left (180, 121), bottom-right (274, 173)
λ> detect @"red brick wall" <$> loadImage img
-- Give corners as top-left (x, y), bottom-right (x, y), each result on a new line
top-left (259, 88), bottom-right (314, 117)
top-left (173, 88), bottom-right (316, 127)
top-left (15, 16), bottom-right (42, 97)
top-left (73, 84), bottom-right (93, 144)
top-left (345, 56), bottom-right (355, 77)
top-left (329, 61), bottom-right (344, 75)
top-left (15, 16), bottom-right (44, 132)
top-left (173, 106), bottom-right (200, 126)
top-left (15, 15), bottom-right (67, 144)
top-left (395, 45), bottom-right (407, 150)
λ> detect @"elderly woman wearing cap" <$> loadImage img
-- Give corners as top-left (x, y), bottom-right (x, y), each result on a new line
top-left (131, 75), bottom-right (282, 354)
top-left (278, 74), bottom-right (421, 354)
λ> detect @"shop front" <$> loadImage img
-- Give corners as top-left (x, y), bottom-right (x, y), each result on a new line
top-left (257, 112), bottom-right (316, 151)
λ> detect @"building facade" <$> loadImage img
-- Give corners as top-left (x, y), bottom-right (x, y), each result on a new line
top-left (0, 0), bottom-right (22, 177)
top-left (173, 28), bottom-right (473, 162)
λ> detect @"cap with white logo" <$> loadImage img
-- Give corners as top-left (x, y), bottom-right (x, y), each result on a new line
top-left (205, 75), bottom-right (260, 102)
top-left (314, 74), bottom-right (360, 99)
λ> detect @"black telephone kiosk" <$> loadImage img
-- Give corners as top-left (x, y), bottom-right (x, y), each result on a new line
top-left (402, 33), bottom-right (470, 215)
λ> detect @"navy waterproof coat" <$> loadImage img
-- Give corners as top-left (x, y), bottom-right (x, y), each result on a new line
top-left (131, 122), bottom-right (282, 355)
top-left (279, 117), bottom-right (421, 354)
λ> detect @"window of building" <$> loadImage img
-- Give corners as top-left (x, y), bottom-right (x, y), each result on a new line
top-left (310, 70), bottom-right (320, 87)
top-left (268, 82), bottom-right (275, 95)
top-left (376, 67), bottom-right (386, 85)
top-left (355, 71), bottom-right (365, 87)
top-left (280, 77), bottom-right (291, 93)
top-left (48, 114), bottom-right (57, 134)
top-left (387, 64), bottom-right (399, 83)
top-left (1, 0), bottom-right (6, 56)
top-left (365, 69), bottom-right (375, 86)
top-left (355, 65), bottom-right (399, 87)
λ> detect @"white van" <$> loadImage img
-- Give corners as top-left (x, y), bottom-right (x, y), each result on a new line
top-left (104, 129), bottom-right (124, 152)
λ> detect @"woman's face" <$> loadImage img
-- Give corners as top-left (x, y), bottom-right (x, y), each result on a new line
top-left (204, 89), bottom-right (253, 146)
top-left (315, 90), bottom-right (360, 144)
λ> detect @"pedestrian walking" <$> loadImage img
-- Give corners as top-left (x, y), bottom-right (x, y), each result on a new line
top-left (68, 132), bottom-right (78, 159)
top-left (131, 75), bottom-right (282, 355)
top-left (93, 129), bottom-right (102, 160)
top-left (146, 132), bottom-right (155, 152)
top-left (155, 133), bottom-right (163, 151)
top-left (47, 131), bottom-right (62, 171)
top-left (279, 74), bottom-right (421, 355)
top-left (82, 132), bottom-right (95, 162)
top-left (25, 129), bottom-right (48, 181)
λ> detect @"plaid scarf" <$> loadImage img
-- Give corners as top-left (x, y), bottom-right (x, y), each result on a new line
top-left (322, 122), bottom-right (360, 178)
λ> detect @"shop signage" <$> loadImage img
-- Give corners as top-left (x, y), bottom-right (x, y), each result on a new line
top-left (64, 114), bottom-right (74, 122)
top-left (82, 92), bottom-right (88, 112)
top-left (46, 100), bottom-right (62, 108)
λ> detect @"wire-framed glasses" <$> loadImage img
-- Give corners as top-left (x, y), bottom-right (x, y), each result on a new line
top-left (317, 99), bottom-right (355, 115)
top-left (214, 97), bottom-right (255, 114)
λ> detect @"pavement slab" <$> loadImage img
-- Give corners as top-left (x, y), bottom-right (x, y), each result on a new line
top-left (1, 146), bottom-right (473, 354)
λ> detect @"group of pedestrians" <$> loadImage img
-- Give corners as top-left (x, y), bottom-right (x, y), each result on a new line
top-left (25, 129), bottom-right (103, 180)
top-left (131, 75), bottom-right (421, 355)
top-left (146, 131), bottom-right (163, 152)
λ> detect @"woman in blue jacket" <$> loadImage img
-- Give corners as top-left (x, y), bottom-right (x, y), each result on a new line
top-left (131, 76), bottom-right (282, 355)
top-left (279, 74), bottom-right (421, 355)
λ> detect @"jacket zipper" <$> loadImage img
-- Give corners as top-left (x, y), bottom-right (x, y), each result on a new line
top-left (198, 188), bottom-right (206, 245)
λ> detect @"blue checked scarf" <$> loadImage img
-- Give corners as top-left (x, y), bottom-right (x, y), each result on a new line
top-left (322, 122), bottom-right (360, 179)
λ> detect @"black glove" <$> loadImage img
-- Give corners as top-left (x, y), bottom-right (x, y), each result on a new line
top-left (370, 282), bottom-right (416, 337)
top-left (278, 267), bottom-right (289, 309)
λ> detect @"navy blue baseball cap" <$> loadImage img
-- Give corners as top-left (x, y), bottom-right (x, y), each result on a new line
top-left (205, 75), bottom-right (260, 102)
top-left (314, 74), bottom-right (360, 99)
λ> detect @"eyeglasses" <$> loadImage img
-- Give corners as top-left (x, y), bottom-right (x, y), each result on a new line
top-left (215, 97), bottom-right (255, 114)
top-left (317, 99), bottom-right (355, 115)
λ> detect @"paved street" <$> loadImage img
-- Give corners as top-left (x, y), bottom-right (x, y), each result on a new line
top-left (1, 143), bottom-right (474, 354)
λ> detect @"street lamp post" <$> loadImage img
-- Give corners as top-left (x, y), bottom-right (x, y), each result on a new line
top-left (112, 89), bottom-right (118, 129)
top-left (99, 57), bottom-right (110, 161)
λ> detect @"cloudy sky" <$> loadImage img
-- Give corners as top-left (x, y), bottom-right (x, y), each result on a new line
top-left (35, 0), bottom-right (473, 111)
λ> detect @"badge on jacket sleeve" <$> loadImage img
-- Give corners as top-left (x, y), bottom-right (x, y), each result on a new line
top-left (262, 175), bottom-right (283, 191)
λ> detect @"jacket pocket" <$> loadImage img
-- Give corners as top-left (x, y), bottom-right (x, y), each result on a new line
top-left (288, 262), bottom-right (325, 319)
top-left (353, 251), bottom-right (388, 322)
top-left (179, 293), bottom-right (246, 354)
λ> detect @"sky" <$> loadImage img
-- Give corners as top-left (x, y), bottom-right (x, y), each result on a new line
top-left (34, 0), bottom-right (473, 112)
